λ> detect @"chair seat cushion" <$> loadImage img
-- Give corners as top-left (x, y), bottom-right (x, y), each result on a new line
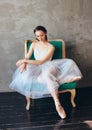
top-left (58, 82), bottom-right (76, 91)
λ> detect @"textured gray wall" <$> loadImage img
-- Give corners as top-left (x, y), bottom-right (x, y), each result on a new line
top-left (0, 0), bottom-right (92, 92)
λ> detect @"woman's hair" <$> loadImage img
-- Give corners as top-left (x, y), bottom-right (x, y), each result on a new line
top-left (34, 25), bottom-right (47, 40)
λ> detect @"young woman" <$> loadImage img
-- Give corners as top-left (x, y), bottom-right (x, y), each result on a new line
top-left (9, 26), bottom-right (82, 119)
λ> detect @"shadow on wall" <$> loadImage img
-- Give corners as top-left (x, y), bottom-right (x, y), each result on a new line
top-left (65, 41), bottom-right (77, 58)
top-left (65, 41), bottom-right (91, 88)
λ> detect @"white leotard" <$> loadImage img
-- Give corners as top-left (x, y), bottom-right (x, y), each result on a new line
top-left (34, 48), bottom-right (52, 61)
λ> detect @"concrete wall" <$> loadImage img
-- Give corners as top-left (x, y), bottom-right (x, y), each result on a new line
top-left (0, 0), bottom-right (92, 92)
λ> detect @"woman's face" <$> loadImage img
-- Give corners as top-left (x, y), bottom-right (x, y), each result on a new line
top-left (35, 30), bottom-right (46, 41)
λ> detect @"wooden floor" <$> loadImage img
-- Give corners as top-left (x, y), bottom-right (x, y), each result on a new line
top-left (0, 87), bottom-right (92, 130)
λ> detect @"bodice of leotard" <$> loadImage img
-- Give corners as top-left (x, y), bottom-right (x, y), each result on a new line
top-left (34, 48), bottom-right (52, 61)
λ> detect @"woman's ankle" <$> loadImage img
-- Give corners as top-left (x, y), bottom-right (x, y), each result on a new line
top-left (54, 99), bottom-right (61, 106)
top-left (54, 99), bottom-right (66, 119)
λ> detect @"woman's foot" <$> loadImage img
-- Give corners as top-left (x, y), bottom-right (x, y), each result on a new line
top-left (69, 76), bottom-right (81, 83)
top-left (55, 100), bottom-right (66, 119)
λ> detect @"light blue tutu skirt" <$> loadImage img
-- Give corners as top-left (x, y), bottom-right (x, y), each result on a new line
top-left (9, 58), bottom-right (82, 99)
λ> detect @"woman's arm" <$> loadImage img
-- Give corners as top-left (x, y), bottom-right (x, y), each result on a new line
top-left (16, 41), bottom-right (34, 67)
top-left (17, 44), bottom-right (55, 66)
top-left (25, 40), bottom-right (34, 59)
top-left (24, 40), bottom-right (28, 57)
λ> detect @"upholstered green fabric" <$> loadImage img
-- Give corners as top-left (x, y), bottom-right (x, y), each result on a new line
top-left (26, 40), bottom-right (77, 90)
top-left (27, 40), bottom-right (62, 59)
top-left (58, 82), bottom-right (76, 90)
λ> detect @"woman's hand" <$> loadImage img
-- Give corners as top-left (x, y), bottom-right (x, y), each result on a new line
top-left (19, 63), bottom-right (27, 73)
top-left (16, 59), bottom-right (25, 67)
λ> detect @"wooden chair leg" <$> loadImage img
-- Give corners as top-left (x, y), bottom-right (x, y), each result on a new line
top-left (69, 89), bottom-right (76, 108)
top-left (59, 89), bottom-right (76, 108)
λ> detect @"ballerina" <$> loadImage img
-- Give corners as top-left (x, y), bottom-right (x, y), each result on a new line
top-left (9, 25), bottom-right (82, 119)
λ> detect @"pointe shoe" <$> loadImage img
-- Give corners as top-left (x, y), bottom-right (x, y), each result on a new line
top-left (26, 102), bottom-right (30, 110)
top-left (56, 104), bottom-right (66, 119)
top-left (55, 100), bottom-right (66, 119)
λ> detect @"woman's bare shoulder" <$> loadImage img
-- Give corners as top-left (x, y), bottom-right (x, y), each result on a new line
top-left (31, 40), bottom-right (38, 47)
top-left (32, 39), bottom-right (38, 42)
top-left (48, 42), bottom-right (55, 50)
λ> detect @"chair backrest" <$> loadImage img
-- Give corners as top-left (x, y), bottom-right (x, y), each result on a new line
top-left (25, 39), bottom-right (66, 60)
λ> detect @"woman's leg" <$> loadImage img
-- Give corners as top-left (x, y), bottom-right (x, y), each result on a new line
top-left (50, 90), bottom-right (66, 119)
top-left (43, 70), bottom-right (66, 119)
top-left (26, 96), bottom-right (30, 110)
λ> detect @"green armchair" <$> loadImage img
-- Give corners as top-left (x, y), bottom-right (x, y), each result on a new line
top-left (25, 39), bottom-right (77, 107)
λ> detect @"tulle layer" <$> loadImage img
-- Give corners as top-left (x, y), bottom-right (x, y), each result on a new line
top-left (9, 58), bottom-right (82, 99)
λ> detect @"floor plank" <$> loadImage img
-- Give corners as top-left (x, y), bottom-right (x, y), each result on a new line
top-left (0, 87), bottom-right (92, 130)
